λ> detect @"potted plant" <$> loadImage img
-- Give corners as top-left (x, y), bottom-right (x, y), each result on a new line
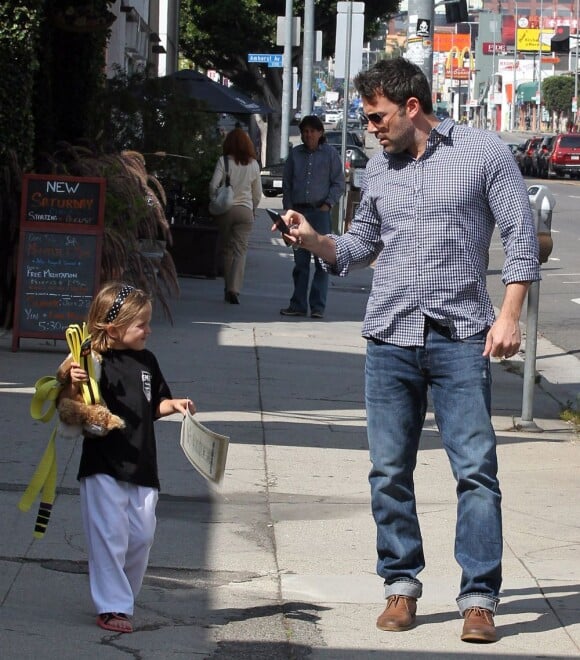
top-left (42, 141), bottom-right (179, 318)
top-left (103, 70), bottom-right (224, 278)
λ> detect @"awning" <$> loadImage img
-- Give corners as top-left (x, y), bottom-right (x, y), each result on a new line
top-left (516, 82), bottom-right (538, 104)
top-left (156, 69), bottom-right (272, 115)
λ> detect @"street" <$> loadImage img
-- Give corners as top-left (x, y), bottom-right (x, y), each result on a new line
top-left (487, 174), bottom-right (580, 358)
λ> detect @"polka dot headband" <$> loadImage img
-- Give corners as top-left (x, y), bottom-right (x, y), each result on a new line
top-left (105, 285), bottom-right (135, 323)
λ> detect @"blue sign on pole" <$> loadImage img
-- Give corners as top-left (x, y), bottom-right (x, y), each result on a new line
top-left (248, 53), bottom-right (283, 68)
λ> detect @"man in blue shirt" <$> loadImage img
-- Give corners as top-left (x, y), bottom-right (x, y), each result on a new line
top-left (280, 115), bottom-right (344, 318)
top-left (278, 59), bottom-right (539, 643)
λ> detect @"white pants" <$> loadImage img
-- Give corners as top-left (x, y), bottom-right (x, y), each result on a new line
top-left (80, 474), bottom-right (158, 615)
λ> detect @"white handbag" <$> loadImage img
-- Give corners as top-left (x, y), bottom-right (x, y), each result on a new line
top-left (208, 156), bottom-right (234, 216)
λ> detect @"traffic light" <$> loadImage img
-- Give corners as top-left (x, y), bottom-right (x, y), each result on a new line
top-left (445, 0), bottom-right (469, 24)
top-left (551, 26), bottom-right (570, 53)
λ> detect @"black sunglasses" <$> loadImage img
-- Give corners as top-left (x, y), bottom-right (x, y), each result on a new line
top-left (361, 107), bottom-right (401, 126)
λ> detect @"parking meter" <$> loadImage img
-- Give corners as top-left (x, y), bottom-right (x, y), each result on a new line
top-left (518, 184), bottom-right (556, 430)
top-left (527, 185), bottom-right (555, 263)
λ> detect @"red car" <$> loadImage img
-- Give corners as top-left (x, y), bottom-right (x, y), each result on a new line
top-left (546, 133), bottom-right (580, 178)
top-left (517, 136), bottom-right (542, 175)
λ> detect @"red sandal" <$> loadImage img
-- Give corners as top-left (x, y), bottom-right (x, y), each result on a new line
top-left (96, 612), bottom-right (133, 633)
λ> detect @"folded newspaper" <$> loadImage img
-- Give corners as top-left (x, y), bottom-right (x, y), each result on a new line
top-left (180, 410), bottom-right (229, 483)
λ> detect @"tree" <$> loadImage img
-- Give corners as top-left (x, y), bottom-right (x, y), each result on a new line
top-left (542, 75), bottom-right (575, 132)
top-left (0, 1), bottom-right (43, 329)
top-left (179, 0), bottom-right (399, 164)
top-left (0, 2), bottom-right (187, 328)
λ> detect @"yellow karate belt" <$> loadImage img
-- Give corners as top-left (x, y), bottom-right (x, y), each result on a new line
top-left (19, 376), bottom-right (61, 537)
top-left (65, 323), bottom-right (101, 406)
top-left (18, 324), bottom-right (100, 538)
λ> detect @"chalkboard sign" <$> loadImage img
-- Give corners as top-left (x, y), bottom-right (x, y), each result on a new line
top-left (12, 174), bottom-right (105, 350)
top-left (23, 175), bottom-right (103, 226)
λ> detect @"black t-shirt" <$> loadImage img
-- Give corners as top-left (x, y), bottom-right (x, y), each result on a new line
top-left (77, 349), bottom-right (172, 489)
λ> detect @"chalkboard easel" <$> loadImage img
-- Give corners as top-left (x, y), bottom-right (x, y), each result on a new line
top-left (12, 174), bottom-right (106, 351)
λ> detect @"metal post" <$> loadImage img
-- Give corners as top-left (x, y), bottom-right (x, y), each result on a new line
top-left (301, 0), bottom-right (315, 117)
top-left (511, 1), bottom-right (518, 131)
top-left (491, 16), bottom-right (497, 130)
top-left (519, 280), bottom-right (541, 429)
top-left (337, 1), bottom-right (353, 234)
top-left (280, 0), bottom-right (294, 161)
top-left (450, 26), bottom-right (456, 120)
top-left (537, 0), bottom-right (544, 132)
top-left (575, 0), bottom-right (579, 127)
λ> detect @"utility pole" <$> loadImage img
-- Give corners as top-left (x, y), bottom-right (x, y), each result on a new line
top-left (301, 0), bottom-right (315, 117)
top-left (406, 0), bottom-right (435, 87)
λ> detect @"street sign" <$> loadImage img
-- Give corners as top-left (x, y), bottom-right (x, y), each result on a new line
top-left (482, 42), bottom-right (507, 54)
top-left (247, 53), bottom-right (283, 67)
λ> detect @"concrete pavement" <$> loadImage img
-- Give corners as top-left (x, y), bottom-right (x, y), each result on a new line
top-left (1, 203), bottom-right (579, 659)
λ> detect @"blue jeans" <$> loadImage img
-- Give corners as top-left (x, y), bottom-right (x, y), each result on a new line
top-left (365, 324), bottom-right (502, 614)
top-left (289, 208), bottom-right (331, 313)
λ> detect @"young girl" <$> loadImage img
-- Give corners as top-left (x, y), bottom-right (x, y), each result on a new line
top-left (68, 282), bottom-right (195, 634)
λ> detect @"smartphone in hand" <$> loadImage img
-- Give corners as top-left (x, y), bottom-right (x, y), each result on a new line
top-left (266, 208), bottom-right (291, 235)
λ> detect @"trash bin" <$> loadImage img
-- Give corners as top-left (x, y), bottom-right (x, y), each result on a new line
top-left (169, 221), bottom-right (220, 278)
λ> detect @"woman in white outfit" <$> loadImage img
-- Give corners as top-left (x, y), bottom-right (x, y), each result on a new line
top-left (209, 128), bottom-right (263, 304)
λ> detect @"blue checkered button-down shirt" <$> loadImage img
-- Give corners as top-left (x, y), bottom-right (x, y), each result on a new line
top-left (329, 120), bottom-right (540, 346)
top-left (283, 142), bottom-right (345, 209)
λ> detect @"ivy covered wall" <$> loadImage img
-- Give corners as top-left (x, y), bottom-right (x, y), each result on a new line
top-left (0, 1), bottom-right (43, 328)
top-left (0, 0), bottom-right (115, 328)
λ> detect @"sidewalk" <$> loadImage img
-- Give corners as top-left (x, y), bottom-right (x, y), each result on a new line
top-left (1, 204), bottom-right (579, 659)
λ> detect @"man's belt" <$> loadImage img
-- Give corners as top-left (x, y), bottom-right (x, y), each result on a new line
top-left (294, 201), bottom-right (325, 210)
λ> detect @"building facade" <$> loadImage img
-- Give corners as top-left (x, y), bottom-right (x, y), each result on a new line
top-left (106, 0), bottom-right (180, 78)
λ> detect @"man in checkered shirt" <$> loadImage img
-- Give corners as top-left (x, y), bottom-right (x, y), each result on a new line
top-left (280, 58), bottom-right (540, 644)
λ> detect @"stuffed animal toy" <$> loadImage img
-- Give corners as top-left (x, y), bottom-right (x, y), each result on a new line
top-left (55, 353), bottom-right (124, 437)
top-left (55, 324), bottom-right (124, 438)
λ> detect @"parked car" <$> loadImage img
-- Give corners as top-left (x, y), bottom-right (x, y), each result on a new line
top-left (513, 142), bottom-right (528, 172)
top-left (505, 142), bottom-right (521, 157)
top-left (518, 136), bottom-right (542, 175)
top-left (260, 161), bottom-right (285, 197)
top-left (329, 144), bottom-right (369, 188)
top-left (545, 133), bottom-right (580, 178)
top-left (356, 107), bottom-right (369, 127)
top-left (504, 142), bottom-right (523, 167)
top-left (533, 135), bottom-right (556, 178)
top-left (324, 108), bottom-right (342, 125)
top-left (335, 116), bottom-right (366, 146)
top-left (325, 130), bottom-right (360, 148)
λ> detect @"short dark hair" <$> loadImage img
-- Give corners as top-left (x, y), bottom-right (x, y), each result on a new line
top-left (298, 114), bottom-right (326, 143)
top-left (354, 58), bottom-right (433, 115)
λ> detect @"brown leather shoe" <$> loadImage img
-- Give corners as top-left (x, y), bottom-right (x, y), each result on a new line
top-left (376, 595), bottom-right (417, 631)
top-left (461, 607), bottom-right (497, 643)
